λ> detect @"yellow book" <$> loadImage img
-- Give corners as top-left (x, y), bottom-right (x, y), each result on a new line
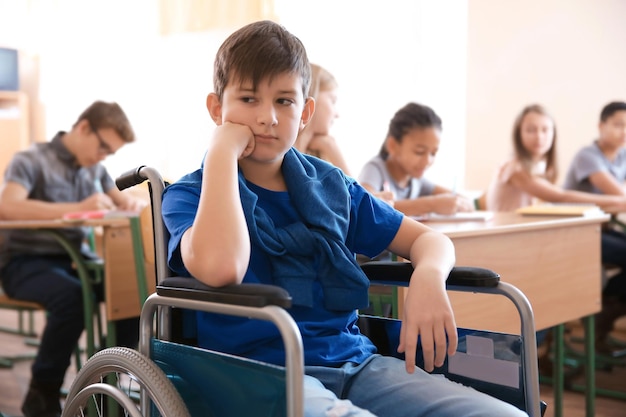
top-left (515, 204), bottom-right (604, 217)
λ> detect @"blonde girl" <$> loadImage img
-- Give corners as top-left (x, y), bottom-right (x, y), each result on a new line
top-left (293, 63), bottom-right (351, 175)
top-left (485, 104), bottom-right (626, 211)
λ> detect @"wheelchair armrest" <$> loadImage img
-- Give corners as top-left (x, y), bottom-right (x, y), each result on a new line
top-left (360, 261), bottom-right (500, 288)
top-left (156, 276), bottom-right (292, 308)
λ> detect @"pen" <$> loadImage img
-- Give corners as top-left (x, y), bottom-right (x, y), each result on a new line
top-left (94, 178), bottom-right (104, 194)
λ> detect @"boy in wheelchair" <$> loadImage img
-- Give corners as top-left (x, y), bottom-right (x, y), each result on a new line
top-left (161, 20), bottom-right (528, 417)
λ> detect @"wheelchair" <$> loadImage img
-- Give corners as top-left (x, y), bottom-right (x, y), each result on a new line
top-left (61, 166), bottom-right (545, 417)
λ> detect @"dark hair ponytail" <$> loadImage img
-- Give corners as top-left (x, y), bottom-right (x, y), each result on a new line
top-left (379, 102), bottom-right (442, 160)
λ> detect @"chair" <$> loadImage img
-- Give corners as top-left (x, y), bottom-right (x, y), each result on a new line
top-left (0, 284), bottom-right (42, 368)
top-left (0, 233), bottom-right (42, 340)
top-left (0, 286), bottom-right (41, 338)
top-left (0, 227), bottom-right (106, 371)
top-left (61, 165), bottom-right (545, 417)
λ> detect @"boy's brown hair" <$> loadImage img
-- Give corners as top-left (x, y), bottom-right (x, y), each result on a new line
top-left (74, 100), bottom-right (135, 143)
top-left (213, 20), bottom-right (311, 101)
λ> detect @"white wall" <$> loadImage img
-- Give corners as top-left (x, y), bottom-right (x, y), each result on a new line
top-left (466, 0), bottom-right (626, 190)
top-left (277, 0), bottom-right (467, 189)
top-left (0, 0), bottom-right (468, 186)
top-left (5, 1), bottom-right (626, 193)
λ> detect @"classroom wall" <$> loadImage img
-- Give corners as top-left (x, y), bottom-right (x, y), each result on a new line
top-left (3, 1), bottom-right (625, 192)
top-left (277, 0), bottom-right (467, 188)
top-left (465, 0), bottom-right (626, 191)
top-left (0, 0), bottom-right (467, 186)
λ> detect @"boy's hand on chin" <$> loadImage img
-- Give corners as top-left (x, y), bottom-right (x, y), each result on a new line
top-left (213, 122), bottom-right (256, 159)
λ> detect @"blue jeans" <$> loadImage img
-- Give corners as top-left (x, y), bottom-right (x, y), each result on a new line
top-left (304, 355), bottom-right (527, 417)
top-left (1, 254), bottom-right (138, 384)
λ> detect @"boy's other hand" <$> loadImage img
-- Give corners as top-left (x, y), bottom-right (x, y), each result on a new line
top-left (398, 275), bottom-right (457, 373)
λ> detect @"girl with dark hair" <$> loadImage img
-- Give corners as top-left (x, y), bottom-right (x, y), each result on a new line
top-left (359, 102), bottom-right (474, 216)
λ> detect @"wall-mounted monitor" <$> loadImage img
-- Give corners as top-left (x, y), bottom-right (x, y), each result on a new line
top-left (0, 47), bottom-right (19, 91)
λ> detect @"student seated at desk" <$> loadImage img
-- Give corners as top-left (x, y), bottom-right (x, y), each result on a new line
top-left (162, 20), bottom-right (526, 417)
top-left (358, 102), bottom-right (474, 215)
top-left (0, 100), bottom-right (145, 417)
top-left (293, 63), bottom-right (352, 175)
top-left (483, 103), bottom-right (626, 355)
top-left (294, 63), bottom-right (391, 206)
top-left (484, 104), bottom-right (626, 211)
top-left (562, 101), bottom-right (626, 354)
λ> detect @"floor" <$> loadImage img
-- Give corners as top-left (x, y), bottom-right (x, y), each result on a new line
top-left (0, 309), bottom-right (625, 416)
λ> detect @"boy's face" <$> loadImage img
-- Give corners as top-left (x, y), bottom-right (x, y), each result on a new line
top-left (74, 119), bottom-right (125, 167)
top-left (599, 110), bottom-right (626, 148)
top-left (213, 72), bottom-right (312, 164)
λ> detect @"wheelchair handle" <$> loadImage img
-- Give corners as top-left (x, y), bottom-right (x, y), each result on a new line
top-left (115, 165), bottom-right (149, 191)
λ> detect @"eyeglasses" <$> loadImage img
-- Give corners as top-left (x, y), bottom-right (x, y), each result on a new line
top-left (89, 124), bottom-right (114, 156)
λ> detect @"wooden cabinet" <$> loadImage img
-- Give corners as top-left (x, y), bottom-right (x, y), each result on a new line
top-left (0, 91), bottom-right (29, 176)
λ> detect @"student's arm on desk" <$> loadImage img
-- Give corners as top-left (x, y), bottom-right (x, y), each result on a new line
top-left (587, 170), bottom-right (626, 196)
top-left (0, 181), bottom-right (115, 220)
top-left (509, 167), bottom-right (626, 209)
top-left (106, 185), bottom-right (148, 212)
top-left (393, 193), bottom-right (474, 217)
top-left (360, 182), bottom-right (474, 215)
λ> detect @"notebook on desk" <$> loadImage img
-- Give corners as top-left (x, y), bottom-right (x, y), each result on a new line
top-left (515, 204), bottom-right (604, 217)
top-left (414, 211), bottom-right (495, 222)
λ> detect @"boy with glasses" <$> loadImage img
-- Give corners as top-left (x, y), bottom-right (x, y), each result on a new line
top-left (0, 100), bottom-right (145, 417)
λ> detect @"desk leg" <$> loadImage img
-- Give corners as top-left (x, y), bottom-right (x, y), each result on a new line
top-left (583, 315), bottom-right (595, 417)
top-left (107, 320), bottom-right (117, 348)
top-left (553, 325), bottom-right (564, 417)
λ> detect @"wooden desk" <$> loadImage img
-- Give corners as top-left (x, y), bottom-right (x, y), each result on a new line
top-left (417, 211), bottom-right (608, 417)
top-left (415, 212), bottom-right (607, 334)
top-left (0, 217), bottom-right (153, 343)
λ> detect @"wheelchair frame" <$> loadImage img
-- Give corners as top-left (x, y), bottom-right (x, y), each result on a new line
top-left (61, 165), bottom-right (543, 417)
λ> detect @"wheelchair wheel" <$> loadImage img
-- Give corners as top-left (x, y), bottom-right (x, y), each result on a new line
top-left (62, 347), bottom-right (190, 417)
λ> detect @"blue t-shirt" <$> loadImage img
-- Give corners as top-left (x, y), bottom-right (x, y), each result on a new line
top-left (162, 163), bottom-right (403, 367)
top-left (563, 141), bottom-right (626, 193)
